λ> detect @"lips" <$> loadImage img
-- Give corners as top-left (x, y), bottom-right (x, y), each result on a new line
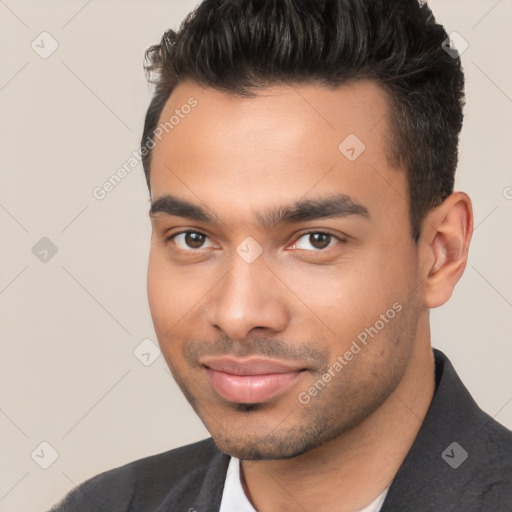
top-left (201, 357), bottom-right (305, 404)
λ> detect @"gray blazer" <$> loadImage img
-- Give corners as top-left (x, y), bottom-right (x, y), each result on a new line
top-left (49, 349), bottom-right (512, 511)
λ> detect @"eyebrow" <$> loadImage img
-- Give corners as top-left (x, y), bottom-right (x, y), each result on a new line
top-left (149, 193), bottom-right (370, 231)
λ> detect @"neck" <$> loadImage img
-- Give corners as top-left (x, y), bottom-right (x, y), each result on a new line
top-left (240, 322), bottom-right (436, 512)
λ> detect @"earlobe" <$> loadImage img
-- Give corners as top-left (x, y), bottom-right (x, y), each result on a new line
top-left (421, 192), bottom-right (473, 308)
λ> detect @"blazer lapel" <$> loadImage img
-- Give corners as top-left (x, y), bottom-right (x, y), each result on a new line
top-left (380, 349), bottom-right (498, 512)
top-left (155, 443), bottom-right (230, 512)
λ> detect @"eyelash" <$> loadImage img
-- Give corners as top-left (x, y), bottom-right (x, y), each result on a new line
top-left (164, 230), bottom-right (347, 253)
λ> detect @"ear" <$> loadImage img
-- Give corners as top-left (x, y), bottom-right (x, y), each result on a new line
top-left (419, 192), bottom-right (473, 308)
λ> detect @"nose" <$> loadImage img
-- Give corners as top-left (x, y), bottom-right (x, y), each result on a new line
top-left (206, 251), bottom-right (289, 341)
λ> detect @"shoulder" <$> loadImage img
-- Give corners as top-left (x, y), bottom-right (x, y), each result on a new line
top-left (456, 409), bottom-right (512, 510)
top-left (432, 349), bottom-right (512, 506)
top-left (382, 350), bottom-right (512, 511)
top-left (48, 437), bottom-right (226, 512)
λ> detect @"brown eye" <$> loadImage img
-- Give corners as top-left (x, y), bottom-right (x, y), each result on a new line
top-left (293, 231), bottom-right (341, 251)
top-left (308, 233), bottom-right (331, 249)
top-left (168, 231), bottom-right (211, 250)
top-left (184, 232), bottom-right (206, 249)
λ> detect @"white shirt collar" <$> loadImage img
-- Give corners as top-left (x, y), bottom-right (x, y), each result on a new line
top-left (219, 456), bottom-right (257, 512)
top-left (219, 456), bottom-right (390, 512)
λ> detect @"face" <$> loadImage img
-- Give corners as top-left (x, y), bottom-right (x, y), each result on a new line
top-left (147, 79), bottom-right (425, 460)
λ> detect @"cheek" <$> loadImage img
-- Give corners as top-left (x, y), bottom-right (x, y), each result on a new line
top-left (147, 250), bottom-right (167, 327)
top-left (147, 252), bottom-right (187, 372)
top-left (147, 248), bottom-right (212, 340)
top-left (288, 250), bottom-right (412, 343)
top-left (146, 249), bottom-right (188, 340)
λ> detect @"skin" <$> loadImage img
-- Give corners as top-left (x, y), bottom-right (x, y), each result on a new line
top-left (147, 79), bottom-right (473, 512)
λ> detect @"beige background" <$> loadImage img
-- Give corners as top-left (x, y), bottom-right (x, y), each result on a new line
top-left (0, 1), bottom-right (511, 510)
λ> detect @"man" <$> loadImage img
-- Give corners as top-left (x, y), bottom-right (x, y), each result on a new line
top-left (49, 0), bottom-right (512, 511)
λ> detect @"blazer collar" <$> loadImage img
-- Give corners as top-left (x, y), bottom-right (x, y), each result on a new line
top-left (380, 348), bottom-right (491, 511)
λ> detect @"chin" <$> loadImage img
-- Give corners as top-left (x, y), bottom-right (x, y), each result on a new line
top-left (210, 424), bottom-right (332, 461)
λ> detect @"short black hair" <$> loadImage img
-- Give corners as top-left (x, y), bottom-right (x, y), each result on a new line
top-left (141, 0), bottom-right (465, 242)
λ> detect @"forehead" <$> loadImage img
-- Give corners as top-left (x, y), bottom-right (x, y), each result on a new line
top-left (149, 79), bottom-right (407, 228)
